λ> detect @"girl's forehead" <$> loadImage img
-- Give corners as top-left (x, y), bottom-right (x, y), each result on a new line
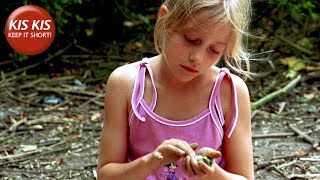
top-left (178, 11), bottom-right (230, 33)
top-left (180, 20), bottom-right (231, 35)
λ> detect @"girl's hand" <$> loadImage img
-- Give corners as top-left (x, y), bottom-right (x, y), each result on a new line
top-left (182, 147), bottom-right (221, 178)
top-left (150, 139), bottom-right (198, 166)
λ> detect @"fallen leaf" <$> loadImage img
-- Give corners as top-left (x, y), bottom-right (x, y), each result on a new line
top-left (66, 134), bottom-right (81, 141)
top-left (303, 93), bottom-right (315, 100)
top-left (294, 150), bottom-right (306, 157)
top-left (55, 157), bottom-right (64, 165)
top-left (65, 114), bottom-right (85, 121)
top-left (91, 112), bottom-right (101, 122)
top-left (280, 56), bottom-right (306, 71)
top-left (20, 145), bottom-right (37, 152)
top-left (306, 66), bottom-right (320, 71)
top-left (0, 147), bottom-right (15, 154)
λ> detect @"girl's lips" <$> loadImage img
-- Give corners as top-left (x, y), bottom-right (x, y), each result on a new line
top-left (180, 65), bottom-right (198, 73)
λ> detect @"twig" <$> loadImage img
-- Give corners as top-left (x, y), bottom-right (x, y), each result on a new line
top-left (92, 100), bottom-right (105, 107)
top-left (0, 149), bottom-right (41, 161)
top-left (26, 116), bottom-right (74, 125)
top-left (19, 78), bottom-right (46, 89)
top-left (0, 140), bottom-right (68, 166)
top-left (299, 157), bottom-right (320, 162)
top-left (267, 165), bottom-right (289, 179)
top-left (78, 92), bottom-right (104, 109)
top-left (251, 75), bottom-right (301, 110)
top-left (4, 90), bottom-right (42, 106)
top-left (43, 100), bottom-right (70, 111)
top-left (0, 166), bottom-right (96, 173)
top-left (288, 174), bottom-right (320, 179)
top-left (0, 117), bottom-right (27, 137)
top-left (271, 152), bottom-right (307, 161)
top-left (252, 110), bottom-right (303, 121)
top-left (253, 132), bottom-right (298, 138)
top-left (0, 131), bottom-right (30, 143)
top-left (61, 54), bottom-right (108, 59)
top-left (287, 123), bottom-right (318, 147)
top-left (255, 159), bottom-right (285, 170)
top-left (36, 87), bottom-right (101, 97)
top-left (5, 44), bottom-right (71, 77)
top-left (275, 34), bottom-right (313, 55)
top-left (277, 160), bottom-right (297, 169)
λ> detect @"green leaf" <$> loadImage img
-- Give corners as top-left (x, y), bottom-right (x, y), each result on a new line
top-left (137, 14), bottom-right (150, 25)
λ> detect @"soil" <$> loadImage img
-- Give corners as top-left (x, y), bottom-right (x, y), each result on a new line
top-left (0, 53), bottom-right (319, 180)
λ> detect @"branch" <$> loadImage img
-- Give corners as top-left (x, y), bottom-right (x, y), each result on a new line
top-left (275, 34), bottom-right (313, 55)
top-left (288, 123), bottom-right (319, 147)
top-left (251, 75), bottom-right (301, 110)
top-left (5, 43), bottom-right (71, 77)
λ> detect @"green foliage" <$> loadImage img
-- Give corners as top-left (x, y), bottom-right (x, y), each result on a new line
top-left (115, 1), bottom-right (158, 42)
top-left (289, 1), bottom-right (319, 22)
top-left (267, 0), bottom-right (319, 23)
top-left (24, 0), bottom-right (89, 36)
top-left (11, 53), bottom-right (29, 62)
top-left (252, 0), bottom-right (319, 58)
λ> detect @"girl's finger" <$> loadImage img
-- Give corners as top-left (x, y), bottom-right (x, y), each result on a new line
top-left (199, 147), bottom-right (221, 159)
top-left (185, 155), bottom-right (196, 176)
top-left (182, 156), bottom-right (191, 176)
top-left (171, 141), bottom-right (196, 156)
top-left (207, 150), bottom-right (221, 159)
top-left (190, 156), bottom-right (205, 176)
top-left (165, 144), bottom-right (186, 156)
top-left (189, 143), bottom-right (198, 150)
top-left (198, 161), bottom-right (214, 175)
top-left (152, 151), bottom-right (164, 160)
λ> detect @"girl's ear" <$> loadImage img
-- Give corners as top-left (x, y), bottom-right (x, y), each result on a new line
top-left (158, 5), bottom-right (169, 17)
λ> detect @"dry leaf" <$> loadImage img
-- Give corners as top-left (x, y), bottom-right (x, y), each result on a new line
top-left (66, 134), bottom-right (81, 141)
top-left (303, 93), bottom-right (315, 100)
top-left (91, 112), bottom-right (101, 122)
top-left (55, 157), bottom-right (64, 165)
top-left (280, 56), bottom-right (306, 71)
top-left (57, 126), bottom-right (69, 132)
top-left (306, 66), bottom-right (320, 71)
top-left (0, 147), bottom-right (15, 155)
top-left (65, 114), bottom-right (85, 121)
top-left (20, 145), bottom-right (38, 152)
top-left (294, 150), bottom-right (306, 157)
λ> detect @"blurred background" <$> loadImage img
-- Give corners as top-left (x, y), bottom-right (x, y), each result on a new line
top-left (1, 0), bottom-right (319, 77)
top-left (0, 0), bottom-right (319, 179)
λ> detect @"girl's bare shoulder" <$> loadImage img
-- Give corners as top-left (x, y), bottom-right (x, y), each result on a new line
top-left (212, 66), bottom-right (249, 95)
top-left (108, 62), bottom-right (140, 81)
top-left (105, 61), bottom-right (141, 97)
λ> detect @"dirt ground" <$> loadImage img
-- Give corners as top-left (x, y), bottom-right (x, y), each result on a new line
top-left (0, 58), bottom-right (319, 179)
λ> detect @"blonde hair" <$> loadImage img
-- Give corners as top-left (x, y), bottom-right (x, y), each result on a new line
top-left (154, 0), bottom-right (252, 79)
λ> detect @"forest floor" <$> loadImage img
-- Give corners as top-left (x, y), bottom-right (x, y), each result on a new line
top-left (0, 43), bottom-right (319, 180)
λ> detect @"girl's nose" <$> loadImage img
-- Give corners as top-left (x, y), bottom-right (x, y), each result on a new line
top-left (189, 48), bottom-right (205, 65)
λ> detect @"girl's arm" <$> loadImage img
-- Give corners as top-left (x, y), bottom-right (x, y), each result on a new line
top-left (181, 76), bottom-right (254, 180)
top-left (97, 66), bottom-right (158, 179)
top-left (218, 75), bottom-right (254, 180)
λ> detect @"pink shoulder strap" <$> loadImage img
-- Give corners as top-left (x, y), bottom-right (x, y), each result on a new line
top-left (131, 59), bottom-right (157, 122)
top-left (209, 68), bottom-right (238, 138)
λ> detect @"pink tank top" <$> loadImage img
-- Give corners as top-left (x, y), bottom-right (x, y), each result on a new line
top-left (127, 58), bottom-right (238, 179)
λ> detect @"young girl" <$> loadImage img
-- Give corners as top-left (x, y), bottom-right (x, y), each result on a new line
top-left (98, 0), bottom-right (254, 179)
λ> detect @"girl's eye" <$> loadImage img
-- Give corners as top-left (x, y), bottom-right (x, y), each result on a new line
top-left (184, 35), bottom-right (200, 44)
top-left (210, 47), bottom-right (219, 54)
